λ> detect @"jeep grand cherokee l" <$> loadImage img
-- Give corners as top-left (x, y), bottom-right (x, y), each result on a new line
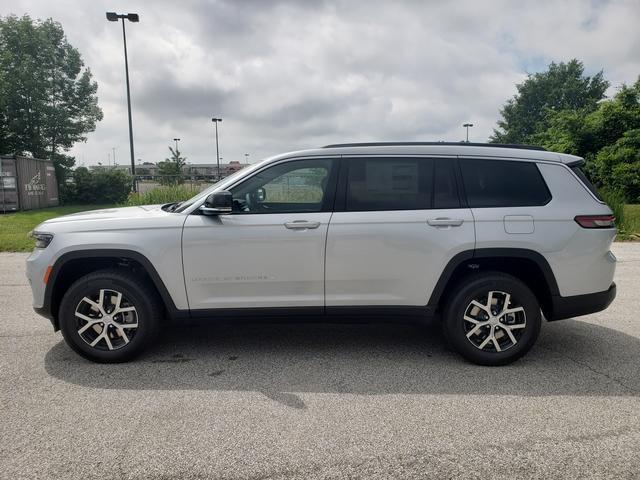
top-left (26, 142), bottom-right (617, 365)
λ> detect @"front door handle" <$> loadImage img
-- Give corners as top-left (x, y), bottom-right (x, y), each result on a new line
top-left (427, 217), bottom-right (464, 227)
top-left (284, 220), bottom-right (321, 230)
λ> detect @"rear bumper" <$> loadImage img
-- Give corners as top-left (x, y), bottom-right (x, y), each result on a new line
top-left (547, 282), bottom-right (616, 321)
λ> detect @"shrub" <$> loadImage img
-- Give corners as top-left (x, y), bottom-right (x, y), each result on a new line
top-left (62, 167), bottom-right (131, 205)
top-left (600, 188), bottom-right (626, 233)
top-left (126, 185), bottom-right (198, 206)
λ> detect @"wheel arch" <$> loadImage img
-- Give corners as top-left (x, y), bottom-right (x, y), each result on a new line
top-left (428, 248), bottom-right (560, 318)
top-left (44, 249), bottom-right (183, 330)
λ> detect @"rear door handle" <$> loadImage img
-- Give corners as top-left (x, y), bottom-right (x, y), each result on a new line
top-left (284, 220), bottom-right (321, 230)
top-left (427, 218), bottom-right (464, 227)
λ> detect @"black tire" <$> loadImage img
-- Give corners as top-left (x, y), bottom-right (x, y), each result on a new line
top-left (58, 269), bottom-right (162, 363)
top-left (443, 272), bottom-right (541, 366)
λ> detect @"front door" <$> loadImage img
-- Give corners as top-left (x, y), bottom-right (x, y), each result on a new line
top-left (325, 156), bottom-right (475, 308)
top-left (182, 157), bottom-right (338, 312)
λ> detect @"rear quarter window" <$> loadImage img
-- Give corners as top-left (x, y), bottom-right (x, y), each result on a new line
top-left (570, 165), bottom-right (603, 201)
top-left (460, 159), bottom-right (551, 208)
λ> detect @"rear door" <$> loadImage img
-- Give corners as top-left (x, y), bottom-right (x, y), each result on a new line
top-left (325, 156), bottom-right (475, 308)
top-left (458, 158), bottom-right (553, 250)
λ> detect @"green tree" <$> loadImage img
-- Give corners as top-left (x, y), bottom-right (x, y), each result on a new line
top-left (491, 59), bottom-right (608, 144)
top-left (0, 15), bottom-right (103, 183)
top-left (158, 147), bottom-right (187, 185)
top-left (592, 129), bottom-right (640, 203)
top-left (531, 78), bottom-right (640, 200)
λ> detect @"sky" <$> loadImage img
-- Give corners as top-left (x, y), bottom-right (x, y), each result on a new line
top-left (3, 0), bottom-right (640, 166)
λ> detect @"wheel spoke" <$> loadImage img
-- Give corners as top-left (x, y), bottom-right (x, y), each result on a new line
top-left (470, 300), bottom-right (489, 313)
top-left (116, 327), bottom-right (130, 344)
top-left (502, 293), bottom-right (511, 311)
top-left (98, 289), bottom-right (105, 310)
top-left (487, 291), bottom-right (496, 308)
top-left (116, 306), bottom-right (136, 314)
top-left (78, 320), bottom-right (101, 335)
top-left (80, 296), bottom-right (101, 312)
top-left (463, 315), bottom-right (481, 325)
top-left (90, 333), bottom-right (104, 347)
top-left (506, 323), bottom-right (526, 330)
top-left (466, 324), bottom-right (482, 338)
top-left (112, 291), bottom-right (122, 311)
top-left (503, 326), bottom-right (518, 344)
top-left (491, 336), bottom-right (502, 352)
top-left (117, 321), bottom-right (138, 329)
top-left (104, 332), bottom-right (114, 350)
top-left (75, 311), bottom-right (98, 322)
top-left (504, 306), bottom-right (525, 316)
top-left (478, 335), bottom-right (492, 350)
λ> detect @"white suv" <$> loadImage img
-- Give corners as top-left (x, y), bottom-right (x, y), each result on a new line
top-left (26, 143), bottom-right (617, 365)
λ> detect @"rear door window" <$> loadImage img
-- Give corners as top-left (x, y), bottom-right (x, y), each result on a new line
top-left (459, 159), bottom-right (551, 207)
top-left (346, 157), bottom-right (434, 211)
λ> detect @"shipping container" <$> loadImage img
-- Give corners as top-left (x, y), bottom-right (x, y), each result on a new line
top-left (0, 155), bottom-right (59, 212)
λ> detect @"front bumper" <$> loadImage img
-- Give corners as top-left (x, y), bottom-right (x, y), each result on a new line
top-left (547, 282), bottom-right (616, 321)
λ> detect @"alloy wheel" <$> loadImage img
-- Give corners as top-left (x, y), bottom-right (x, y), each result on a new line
top-left (74, 288), bottom-right (139, 351)
top-left (463, 290), bottom-right (526, 353)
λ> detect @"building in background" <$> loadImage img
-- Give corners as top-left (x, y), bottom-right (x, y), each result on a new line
top-left (92, 160), bottom-right (246, 181)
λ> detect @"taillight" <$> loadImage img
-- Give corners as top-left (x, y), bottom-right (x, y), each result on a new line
top-left (574, 215), bottom-right (615, 229)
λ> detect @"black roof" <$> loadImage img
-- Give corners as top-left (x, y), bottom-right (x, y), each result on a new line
top-left (322, 142), bottom-right (546, 151)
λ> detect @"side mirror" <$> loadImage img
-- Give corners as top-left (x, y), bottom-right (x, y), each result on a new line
top-left (256, 187), bottom-right (266, 202)
top-left (200, 191), bottom-right (233, 215)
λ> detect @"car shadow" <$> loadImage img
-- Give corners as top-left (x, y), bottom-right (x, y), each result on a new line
top-left (44, 319), bottom-right (640, 408)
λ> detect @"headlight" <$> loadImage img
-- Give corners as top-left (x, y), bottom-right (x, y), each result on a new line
top-left (29, 231), bottom-right (54, 249)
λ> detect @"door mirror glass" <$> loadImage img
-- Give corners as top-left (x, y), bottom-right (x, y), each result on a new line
top-left (200, 191), bottom-right (233, 215)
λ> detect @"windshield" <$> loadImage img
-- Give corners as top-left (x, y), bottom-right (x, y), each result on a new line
top-left (173, 161), bottom-right (265, 213)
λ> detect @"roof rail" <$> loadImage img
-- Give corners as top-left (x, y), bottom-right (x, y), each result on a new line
top-left (322, 142), bottom-right (547, 151)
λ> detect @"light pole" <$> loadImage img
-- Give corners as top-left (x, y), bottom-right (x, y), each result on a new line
top-left (107, 12), bottom-right (140, 191)
top-left (463, 123), bottom-right (474, 142)
top-left (173, 138), bottom-right (181, 154)
top-left (244, 153), bottom-right (250, 164)
top-left (211, 117), bottom-right (222, 179)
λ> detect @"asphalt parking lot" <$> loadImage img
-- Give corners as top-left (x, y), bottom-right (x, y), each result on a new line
top-left (1, 245), bottom-right (639, 479)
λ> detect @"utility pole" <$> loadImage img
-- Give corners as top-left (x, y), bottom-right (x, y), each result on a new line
top-left (463, 123), bottom-right (474, 142)
top-left (211, 117), bottom-right (222, 180)
top-left (106, 12), bottom-right (140, 191)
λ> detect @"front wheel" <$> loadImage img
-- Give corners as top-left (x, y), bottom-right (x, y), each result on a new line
top-left (443, 272), bottom-right (541, 366)
top-left (58, 270), bottom-right (161, 363)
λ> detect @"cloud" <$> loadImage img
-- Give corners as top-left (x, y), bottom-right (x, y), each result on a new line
top-left (4, 0), bottom-right (640, 165)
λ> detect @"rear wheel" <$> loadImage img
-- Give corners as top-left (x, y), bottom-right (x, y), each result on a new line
top-left (58, 270), bottom-right (161, 363)
top-left (443, 272), bottom-right (541, 366)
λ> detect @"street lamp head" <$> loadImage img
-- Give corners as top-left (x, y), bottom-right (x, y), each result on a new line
top-left (127, 13), bottom-right (140, 22)
top-left (173, 138), bottom-right (180, 141)
top-left (463, 123), bottom-right (474, 127)
top-left (211, 117), bottom-right (222, 122)
top-left (106, 12), bottom-right (119, 21)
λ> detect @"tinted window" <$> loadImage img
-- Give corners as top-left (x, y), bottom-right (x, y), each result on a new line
top-left (460, 159), bottom-right (551, 207)
top-left (571, 165), bottom-right (602, 201)
top-left (230, 159), bottom-right (334, 213)
top-left (434, 159), bottom-right (460, 209)
top-left (346, 158), bottom-right (434, 211)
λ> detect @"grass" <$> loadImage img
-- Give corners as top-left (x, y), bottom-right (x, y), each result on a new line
top-left (0, 204), bottom-right (115, 252)
top-left (126, 184), bottom-right (199, 206)
top-left (619, 204), bottom-right (640, 241)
